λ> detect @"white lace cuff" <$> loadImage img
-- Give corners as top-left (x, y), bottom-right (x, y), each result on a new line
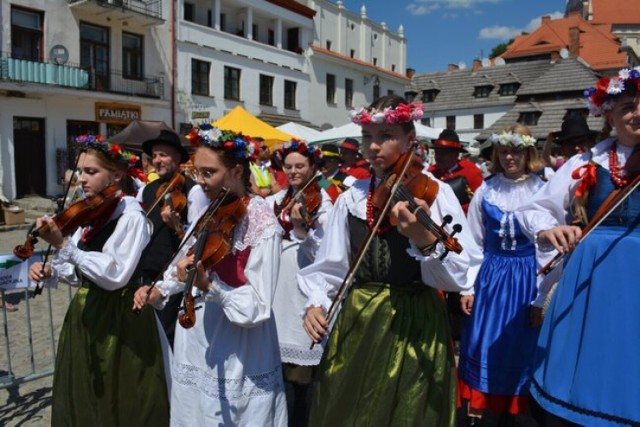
top-left (54, 239), bottom-right (82, 265)
top-left (304, 291), bottom-right (332, 313)
top-left (406, 240), bottom-right (445, 261)
top-left (460, 288), bottom-right (475, 296)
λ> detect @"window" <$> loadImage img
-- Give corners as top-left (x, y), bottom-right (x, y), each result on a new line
top-left (252, 24), bottom-right (258, 40)
top-left (220, 14), bottom-right (226, 31)
top-left (284, 80), bottom-right (297, 110)
top-left (499, 83), bottom-right (519, 96)
top-left (11, 6), bottom-right (43, 61)
top-left (387, 89), bottom-right (394, 96)
top-left (326, 73), bottom-right (336, 104)
top-left (421, 117), bottom-right (432, 127)
top-left (326, 40), bottom-right (332, 50)
top-left (373, 82), bottom-right (380, 100)
top-left (473, 85), bottom-right (492, 98)
top-left (405, 91), bottom-right (417, 103)
top-left (259, 74), bottom-right (274, 106)
top-left (422, 89), bottom-right (438, 103)
top-left (184, 3), bottom-right (194, 22)
top-left (373, 57), bottom-right (378, 66)
top-left (350, 49), bottom-right (355, 58)
top-left (224, 66), bottom-right (241, 100)
top-left (268, 29), bottom-right (275, 46)
top-left (191, 59), bottom-right (210, 95)
top-left (474, 114), bottom-right (484, 129)
top-left (207, 9), bottom-right (212, 27)
top-left (392, 64), bottom-right (396, 72)
top-left (122, 32), bottom-right (143, 80)
top-left (446, 115), bottom-right (456, 130)
top-left (80, 22), bottom-right (110, 91)
top-left (518, 112), bottom-right (541, 126)
top-left (345, 78), bottom-right (353, 108)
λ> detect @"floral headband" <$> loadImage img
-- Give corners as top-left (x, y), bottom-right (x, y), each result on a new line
top-left (75, 135), bottom-right (146, 183)
top-left (275, 139), bottom-right (321, 164)
top-left (350, 102), bottom-right (424, 125)
top-left (584, 67), bottom-right (640, 117)
top-left (186, 124), bottom-right (255, 160)
top-left (488, 131), bottom-right (537, 149)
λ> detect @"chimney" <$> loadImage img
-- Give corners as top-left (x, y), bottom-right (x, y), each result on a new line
top-left (472, 58), bottom-right (482, 72)
top-left (447, 63), bottom-right (459, 71)
top-left (541, 15), bottom-right (551, 24)
top-left (406, 68), bottom-right (416, 79)
top-left (569, 26), bottom-right (580, 57)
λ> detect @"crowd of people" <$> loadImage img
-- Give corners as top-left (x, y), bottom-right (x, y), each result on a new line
top-left (21, 65), bottom-right (640, 427)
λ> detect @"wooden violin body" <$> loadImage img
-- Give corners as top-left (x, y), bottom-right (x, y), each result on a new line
top-left (14, 185), bottom-right (121, 260)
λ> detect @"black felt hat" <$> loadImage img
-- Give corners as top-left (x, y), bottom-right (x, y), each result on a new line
top-left (431, 129), bottom-right (467, 152)
top-left (142, 130), bottom-right (189, 163)
top-left (555, 115), bottom-right (599, 143)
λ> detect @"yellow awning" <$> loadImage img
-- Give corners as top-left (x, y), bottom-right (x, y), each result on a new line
top-left (213, 105), bottom-right (294, 149)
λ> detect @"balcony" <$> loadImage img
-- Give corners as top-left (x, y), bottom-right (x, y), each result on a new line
top-left (0, 54), bottom-right (164, 99)
top-left (67, 0), bottom-right (163, 26)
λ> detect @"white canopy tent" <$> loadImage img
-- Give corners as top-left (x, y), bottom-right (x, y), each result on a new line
top-left (310, 122), bottom-right (443, 145)
top-left (276, 122), bottom-right (321, 141)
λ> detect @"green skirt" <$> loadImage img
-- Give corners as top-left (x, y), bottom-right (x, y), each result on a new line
top-left (52, 282), bottom-right (169, 426)
top-left (310, 282), bottom-right (457, 427)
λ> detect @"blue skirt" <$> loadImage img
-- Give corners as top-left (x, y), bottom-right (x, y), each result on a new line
top-left (531, 226), bottom-right (640, 426)
top-left (459, 250), bottom-right (539, 396)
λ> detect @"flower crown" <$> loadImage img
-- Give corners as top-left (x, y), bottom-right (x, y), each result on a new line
top-left (488, 131), bottom-right (536, 149)
top-left (75, 135), bottom-right (146, 183)
top-left (275, 139), bottom-right (320, 163)
top-left (584, 67), bottom-right (640, 117)
top-left (186, 124), bottom-right (255, 160)
top-left (350, 102), bottom-right (424, 125)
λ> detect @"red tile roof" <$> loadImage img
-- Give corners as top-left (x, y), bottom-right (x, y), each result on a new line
top-left (501, 14), bottom-right (626, 71)
top-left (310, 45), bottom-right (409, 81)
top-left (590, 0), bottom-right (640, 25)
top-left (266, 0), bottom-right (316, 19)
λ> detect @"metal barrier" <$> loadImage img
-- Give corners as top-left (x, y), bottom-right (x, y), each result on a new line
top-left (0, 252), bottom-right (74, 390)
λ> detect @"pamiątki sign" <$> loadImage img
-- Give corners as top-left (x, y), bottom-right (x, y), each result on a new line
top-left (95, 102), bottom-right (141, 125)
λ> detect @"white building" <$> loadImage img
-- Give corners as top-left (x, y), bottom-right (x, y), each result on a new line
top-left (0, 0), bottom-right (171, 199)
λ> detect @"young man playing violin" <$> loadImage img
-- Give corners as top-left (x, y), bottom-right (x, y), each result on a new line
top-left (299, 95), bottom-right (483, 427)
top-left (137, 129), bottom-right (208, 346)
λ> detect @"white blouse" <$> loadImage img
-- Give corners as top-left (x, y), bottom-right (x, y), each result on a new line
top-left (41, 196), bottom-right (151, 291)
top-left (297, 174), bottom-right (484, 312)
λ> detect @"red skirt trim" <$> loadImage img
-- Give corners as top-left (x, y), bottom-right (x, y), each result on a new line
top-left (458, 378), bottom-right (530, 415)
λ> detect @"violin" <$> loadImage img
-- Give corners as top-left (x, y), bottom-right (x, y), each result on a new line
top-left (275, 174), bottom-right (322, 232)
top-left (178, 188), bottom-right (247, 329)
top-left (14, 185), bottom-right (121, 260)
top-left (146, 172), bottom-right (188, 239)
top-left (539, 147), bottom-right (640, 275)
top-left (371, 149), bottom-right (463, 255)
top-left (311, 147), bottom-right (463, 349)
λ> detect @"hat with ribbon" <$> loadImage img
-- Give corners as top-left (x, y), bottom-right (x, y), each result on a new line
top-left (142, 129), bottom-right (190, 163)
top-left (555, 115), bottom-right (599, 143)
top-left (431, 129), bottom-right (467, 152)
top-left (340, 138), bottom-right (360, 153)
top-left (321, 143), bottom-right (342, 159)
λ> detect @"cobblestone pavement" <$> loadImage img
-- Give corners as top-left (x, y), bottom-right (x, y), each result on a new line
top-left (0, 228), bottom-right (72, 426)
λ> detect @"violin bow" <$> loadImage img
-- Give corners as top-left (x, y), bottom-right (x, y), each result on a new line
top-left (538, 172), bottom-right (640, 276)
top-left (310, 150), bottom-right (416, 349)
top-left (33, 155), bottom-right (82, 297)
top-left (145, 172), bottom-right (182, 217)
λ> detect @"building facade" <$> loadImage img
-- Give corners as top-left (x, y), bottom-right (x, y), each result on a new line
top-left (0, 0), bottom-right (171, 199)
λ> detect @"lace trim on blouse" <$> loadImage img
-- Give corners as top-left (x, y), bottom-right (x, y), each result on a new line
top-left (173, 362), bottom-right (283, 401)
top-left (280, 343), bottom-right (324, 366)
top-left (234, 196), bottom-right (282, 252)
top-left (482, 173), bottom-right (544, 213)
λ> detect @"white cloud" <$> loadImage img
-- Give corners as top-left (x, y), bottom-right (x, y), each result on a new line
top-left (477, 11), bottom-right (564, 40)
top-left (406, 3), bottom-right (440, 15)
top-left (406, 0), bottom-right (501, 16)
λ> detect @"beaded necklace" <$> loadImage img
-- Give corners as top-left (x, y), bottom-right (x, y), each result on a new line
top-left (609, 142), bottom-right (629, 188)
top-left (365, 176), bottom-right (391, 234)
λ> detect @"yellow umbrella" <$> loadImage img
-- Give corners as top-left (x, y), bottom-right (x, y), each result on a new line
top-left (213, 105), bottom-right (294, 149)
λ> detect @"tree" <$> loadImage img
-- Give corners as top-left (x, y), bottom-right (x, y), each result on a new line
top-left (490, 38), bottom-right (514, 59)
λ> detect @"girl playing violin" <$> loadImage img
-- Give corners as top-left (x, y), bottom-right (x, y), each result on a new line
top-left (300, 95), bottom-right (482, 426)
top-left (457, 124), bottom-right (545, 424)
top-left (266, 140), bottom-right (334, 426)
top-left (133, 126), bottom-right (287, 426)
top-left (517, 68), bottom-right (640, 426)
top-left (28, 136), bottom-right (169, 426)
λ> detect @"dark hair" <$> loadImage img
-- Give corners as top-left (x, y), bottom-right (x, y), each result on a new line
top-left (367, 95), bottom-right (416, 134)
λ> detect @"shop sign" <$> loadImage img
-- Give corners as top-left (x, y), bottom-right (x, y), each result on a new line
top-left (191, 111), bottom-right (210, 119)
top-left (95, 103), bottom-right (141, 124)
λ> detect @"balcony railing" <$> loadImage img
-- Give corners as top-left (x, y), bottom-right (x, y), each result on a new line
top-left (67, 0), bottom-right (163, 22)
top-left (0, 54), bottom-right (164, 99)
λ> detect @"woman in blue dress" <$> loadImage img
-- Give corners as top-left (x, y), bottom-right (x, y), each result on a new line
top-left (458, 124), bottom-right (545, 424)
top-left (517, 68), bottom-right (640, 426)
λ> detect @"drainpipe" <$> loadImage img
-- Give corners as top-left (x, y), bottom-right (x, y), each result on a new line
top-left (171, 0), bottom-right (177, 129)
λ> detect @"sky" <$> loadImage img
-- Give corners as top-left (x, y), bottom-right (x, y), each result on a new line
top-left (342, 0), bottom-right (567, 73)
